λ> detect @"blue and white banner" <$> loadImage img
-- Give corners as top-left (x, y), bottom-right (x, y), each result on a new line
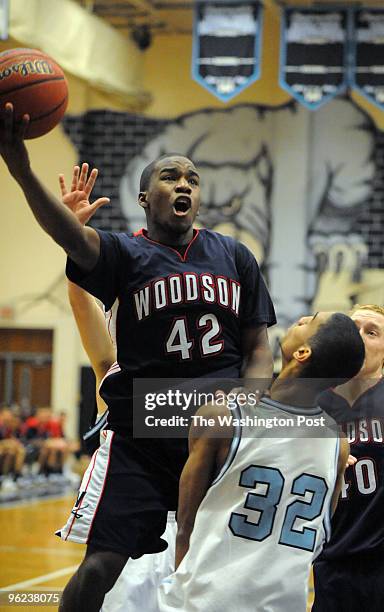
top-left (280, 8), bottom-right (349, 110)
top-left (351, 9), bottom-right (384, 110)
top-left (192, 1), bottom-right (262, 102)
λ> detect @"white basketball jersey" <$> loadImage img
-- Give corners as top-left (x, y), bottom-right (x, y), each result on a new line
top-left (158, 397), bottom-right (339, 612)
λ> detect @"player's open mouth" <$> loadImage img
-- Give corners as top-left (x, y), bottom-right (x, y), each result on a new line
top-left (173, 197), bottom-right (191, 216)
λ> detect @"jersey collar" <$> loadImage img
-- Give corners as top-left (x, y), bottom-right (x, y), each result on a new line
top-left (134, 228), bottom-right (200, 262)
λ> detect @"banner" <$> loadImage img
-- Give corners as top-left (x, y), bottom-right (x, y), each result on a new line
top-left (280, 8), bottom-right (349, 110)
top-left (192, 1), bottom-right (262, 102)
top-left (351, 9), bottom-right (384, 110)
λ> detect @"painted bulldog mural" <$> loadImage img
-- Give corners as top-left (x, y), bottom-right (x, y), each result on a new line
top-left (120, 98), bottom-right (376, 331)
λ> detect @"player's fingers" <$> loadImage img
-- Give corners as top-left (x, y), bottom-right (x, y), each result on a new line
top-left (78, 162), bottom-right (89, 191)
top-left (18, 114), bottom-right (30, 140)
top-left (84, 168), bottom-right (98, 197)
top-left (3, 103), bottom-right (14, 138)
top-left (346, 454), bottom-right (357, 467)
top-left (59, 174), bottom-right (68, 197)
top-left (71, 166), bottom-right (80, 192)
top-left (90, 197), bottom-right (110, 212)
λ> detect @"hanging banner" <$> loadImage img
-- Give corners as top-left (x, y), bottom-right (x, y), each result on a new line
top-left (192, 1), bottom-right (262, 102)
top-left (351, 9), bottom-right (384, 110)
top-left (280, 8), bottom-right (349, 110)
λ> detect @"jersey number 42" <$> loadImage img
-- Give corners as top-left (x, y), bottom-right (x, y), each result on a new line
top-left (165, 314), bottom-right (223, 360)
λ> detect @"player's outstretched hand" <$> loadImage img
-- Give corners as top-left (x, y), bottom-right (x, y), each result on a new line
top-left (59, 163), bottom-right (110, 226)
top-left (346, 454), bottom-right (357, 468)
top-left (0, 103), bottom-right (31, 181)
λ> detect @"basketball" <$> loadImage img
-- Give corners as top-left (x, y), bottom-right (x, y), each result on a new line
top-left (0, 48), bottom-right (68, 139)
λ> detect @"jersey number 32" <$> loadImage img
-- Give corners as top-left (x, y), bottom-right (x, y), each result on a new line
top-left (229, 465), bottom-right (328, 552)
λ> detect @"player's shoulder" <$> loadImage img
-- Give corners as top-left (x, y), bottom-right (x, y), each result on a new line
top-left (198, 228), bottom-right (242, 255)
top-left (191, 401), bottom-right (234, 440)
top-left (97, 228), bottom-right (143, 250)
top-left (370, 378), bottom-right (384, 397)
top-left (365, 378), bottom-right (384, 418)
top-left (198, 230), bottom-right (260, 277)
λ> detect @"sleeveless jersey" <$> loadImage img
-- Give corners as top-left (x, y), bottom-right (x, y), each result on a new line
top-left (158, 397), bottom-right (339, 612)
top-left (318, 379), bottom-right (384, 559)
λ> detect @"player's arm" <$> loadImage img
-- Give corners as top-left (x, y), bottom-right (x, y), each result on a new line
top-left (67, 281), bottom-right (116, 381)
top-left (68, 281), bottom-right (114, 416)
top-left (0, 104), bottom-right (107, 271)
top-left (176, 404), bottom-right (231, 568)
top-left (236, 242), bottom-right (276, 393)
top-left (62, 166), bottom-right (115, 414)
top-left (241, 324), bottom-right (274, 394)
top-left (330, 434), bottom-right (350, 515)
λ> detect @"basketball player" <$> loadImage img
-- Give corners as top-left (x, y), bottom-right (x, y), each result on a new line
top-left (62, 166), bottom-right (176, 612)
top-left (67, 280), bottom-right (177, 612)
top-left (158, 312), bottom-right (365, 612)
top-left (312, 304), bottom-right (384, 612)
top-left (0, 105), bottom-right (276, 611)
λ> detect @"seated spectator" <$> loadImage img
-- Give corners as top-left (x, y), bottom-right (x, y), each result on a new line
top-left (21, 407), bottom-right (70, 480)
top-left (0, 407), bottom-right (26, 491)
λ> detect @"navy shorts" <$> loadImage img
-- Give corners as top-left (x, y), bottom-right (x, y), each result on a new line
top-left (312, 554), bottom-right (384, 612)
top-left (56, 430), bottom-right (188, 557)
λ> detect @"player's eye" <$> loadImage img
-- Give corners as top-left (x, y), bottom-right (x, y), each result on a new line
top-left (189, 178), bottom-right (198, 185)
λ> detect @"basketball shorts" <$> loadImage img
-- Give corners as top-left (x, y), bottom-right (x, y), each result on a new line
top-left (312, 554), bottom-right (384, 612)
top-left (101, 512), bottom-right (176, 612)
top-left (56, 430), bottom-right (186, 557)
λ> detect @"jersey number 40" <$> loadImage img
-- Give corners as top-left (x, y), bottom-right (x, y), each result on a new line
top-left (229, 465), bottom-right (328, 552)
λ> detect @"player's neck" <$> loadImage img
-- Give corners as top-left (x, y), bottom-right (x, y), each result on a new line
top-left (145, 225), bottom-right (194, 246)
top-left (269, 377), bottom-right (320, 408)
top-left (334, 374), bottom-right (382, 406)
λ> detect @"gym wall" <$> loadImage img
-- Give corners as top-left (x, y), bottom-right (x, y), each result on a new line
top-left (0, 2), bottom-right (383, 437)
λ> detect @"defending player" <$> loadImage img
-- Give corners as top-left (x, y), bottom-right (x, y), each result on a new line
top-left (0, 105), bottom-right (276, 611)
top-left (158, 312), bottom-right (365, 612)
top-left (312, 304), bottom-right (384, 612)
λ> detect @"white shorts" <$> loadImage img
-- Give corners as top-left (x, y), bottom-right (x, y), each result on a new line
top-left (101, 512), bottom-right (177, 612)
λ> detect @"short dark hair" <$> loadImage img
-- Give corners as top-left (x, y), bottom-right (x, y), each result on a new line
top-left (301, 313), bottom-right (365, 382)
top-left (139, 153), bottom-right (194, 191)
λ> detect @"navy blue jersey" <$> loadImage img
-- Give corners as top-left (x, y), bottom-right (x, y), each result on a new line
top-left (318, 379), bottom-right (384, 559)
top-left (67, 228), bottom-right (275, 428)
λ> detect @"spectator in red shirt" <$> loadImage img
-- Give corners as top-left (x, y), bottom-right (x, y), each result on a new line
top-left (21, 407), bottom-right (68, 478)
top-left (0, 407), bottom-right (25, 489)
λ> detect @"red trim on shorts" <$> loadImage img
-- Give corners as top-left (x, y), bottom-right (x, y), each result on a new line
top-left (65, 447), bottom-right (100, 541)
top-left (87, 431), bottom-right (115, 544)
top-left (99, 362), bottom-right (121, 393)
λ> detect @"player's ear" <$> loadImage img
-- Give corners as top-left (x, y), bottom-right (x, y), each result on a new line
top-left (292, 345), bottom-right (312, 364)
top-left (138, 192), bottom-right (148, 209)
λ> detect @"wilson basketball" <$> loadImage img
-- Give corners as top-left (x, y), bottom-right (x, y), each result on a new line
top-left (0, 48), bottom-right (68, 139)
